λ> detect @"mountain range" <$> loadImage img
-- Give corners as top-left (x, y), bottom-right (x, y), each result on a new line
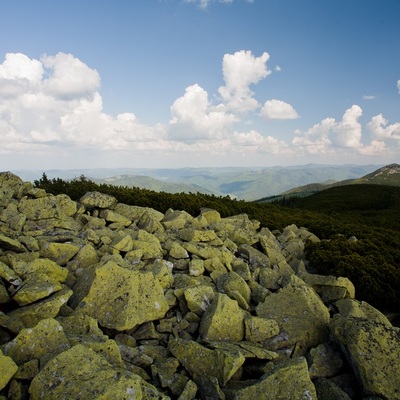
top-left (11, 164), bottom-right (382, 201)
top-left (273, 163), bottom-right (400, 200)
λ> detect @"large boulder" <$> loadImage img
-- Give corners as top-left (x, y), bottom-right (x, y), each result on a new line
top-left (256, 284), bottom-right (330, 355)
top-left (29, 344), bottom-right (168, 400)
top-left (77, 260), bottom-right (169, 331)
top-left (331, 314), bottom-right (400, 399)
top-left (223, 357), bottom-right (317, 400)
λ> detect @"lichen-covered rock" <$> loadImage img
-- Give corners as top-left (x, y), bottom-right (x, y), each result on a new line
top-left (2, 318), bottom-right (70, 365)
top-left (99, 209), bottom-right (132, 226)
top-left (178, 228), bottom-right (217, 242)
top-left (0, 233), bottom-right (27, 253)
top-left (313, 378), bottom-right (352, 400)
top-left (168, 338), bottom-right (245, 386)
top-left (0, 172), bottom-right (24, 207)
top-left (307, 343), bottom-right (343, 379)
top-left (256, 284), bottom-right (330, 355)
top-left (80, 191), bottom-right (118, 209)
top-left (216, 271), bottom-right (251, 307)
top-left (0, 349), bottom-right (18, 390)
top-left (12, 274), bottom-right (63, 306)
top-left (200, 293), bottom-right (245, 342)
top-left (39, 241), bottom-right (80, 266)
top-left (28, 344), bottom-right (161, 400)
top-left (184, 285), bottom-right (215, 316)
top-left (331, 314), bottom-right (400, 399)
top-left (7, 288), bottom-right (73, 329)
top-left (12, 258), bottom-right (68, 283)
top-left (18, 195), bottom-right (71, 221)
top-left (223, 357), bottom-right (317, 400)
top-left (237, 244), bottom-right (270, 270)
top-left (0, 175), bottom-right (391, 398)
top-left (244, 316), bottom-right (279, 342)
top-left (78, 260), bottom-right (169, 331)
top-left (298, 270), bottom-right (355, 300)
top-left (335, 298), bottom-right (392, 325)
top-left (162, 209), bottom-right (193, 230)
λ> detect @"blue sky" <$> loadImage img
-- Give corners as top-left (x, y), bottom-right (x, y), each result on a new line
top-left (0, 0), bottom-right (399, 170)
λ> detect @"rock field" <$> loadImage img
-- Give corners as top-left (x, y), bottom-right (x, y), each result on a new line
top-left (0, 171), bottom-right (399, 399)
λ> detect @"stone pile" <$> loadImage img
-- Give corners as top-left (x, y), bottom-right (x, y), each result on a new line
top-left (0, 171), bottom-right (399, 399)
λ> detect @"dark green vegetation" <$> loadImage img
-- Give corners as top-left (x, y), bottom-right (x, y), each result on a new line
top-left (34, 174), bottom-right (400, 312)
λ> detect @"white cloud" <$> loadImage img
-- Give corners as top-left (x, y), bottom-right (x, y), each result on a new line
top-left (218, 50), bottom-right (271, 113)
top-left (41, 53), bottom-right (100, 100)
top-left (363, 95), bottom-right (376, 100)
top-left (168, 84), bottom-right (237, 141)
top-left (0, 53), bottom-right (43, 81)
top-left (274, 65), bottom-right (281, 72)
top-left (261, 99), bottom-right (299, 120)
top-left (1, 50), bottom-right (398, 169)
top-left (293, 105), bottom-right (376, 155)
top-left (397, 80), bottom-right (400, 93)
top-left (367, 114), bottom-right (400, 140)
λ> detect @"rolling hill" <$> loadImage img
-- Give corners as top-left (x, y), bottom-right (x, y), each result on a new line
top-left (257, 163), bottom-right (400, 202)
top-left (12, 164), bottom-right (380, 201)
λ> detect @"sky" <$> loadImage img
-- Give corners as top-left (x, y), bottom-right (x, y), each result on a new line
top-left (0, 0), bottom-right (399, 170)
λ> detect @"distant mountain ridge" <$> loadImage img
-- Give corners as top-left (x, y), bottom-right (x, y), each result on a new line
top-left (276, 163), bottom-right (400, 199)
top-left (11, 164), bottom-right (381, 201)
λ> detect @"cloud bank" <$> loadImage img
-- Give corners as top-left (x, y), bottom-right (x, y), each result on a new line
top-left (0, 51), bottom-right (397, 168)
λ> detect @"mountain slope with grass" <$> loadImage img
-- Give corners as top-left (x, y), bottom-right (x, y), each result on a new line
top-left (257, 163), bottom-right (400, 202)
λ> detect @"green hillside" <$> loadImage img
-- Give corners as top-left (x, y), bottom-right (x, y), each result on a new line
top-left (258, 163), bottom-right (400, 202)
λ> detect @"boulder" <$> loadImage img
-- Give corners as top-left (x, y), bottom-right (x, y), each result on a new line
top-left (29, 344), bottom-right (167, 400)
top-left (78, 260), bottom-right (169, 331)
top-left (79, 191), bottom-right (118, 209)
top-left (0, 349), bottom-right (18, 390)
top-left (168, 338), bottom-right (245, 386)
top-left (256, 284), bottom-right (330, 355)
top-left (331, 314), bottom-right (400, 399)
top-left (223, 357), bottom-right (317, 400)
top-left (200, 293), bottom-right (245, 342)
top-left (2, 318), bottom-right (70, 365)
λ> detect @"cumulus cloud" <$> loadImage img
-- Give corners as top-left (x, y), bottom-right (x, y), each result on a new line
top-left (41, 53), bottom-right (100, 100)
top-left (0, 52), bottom-right (166, 156)
top-left (397, 80), bottom-right (400, 93)
top-left (367, 114), bottom-right (400, 140)
top-left (0, 53), bottom-right (43, 81)
top-left (261, 99), bottom-right (299, 120)
top-left (168, 84), bottom-right (237, 141)
top-left (218, 50), bottom-right (271, 113)
top-left (293, 105), bottom-right (370, 154)
top-left (1, 50), bottom-right (398, 169)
